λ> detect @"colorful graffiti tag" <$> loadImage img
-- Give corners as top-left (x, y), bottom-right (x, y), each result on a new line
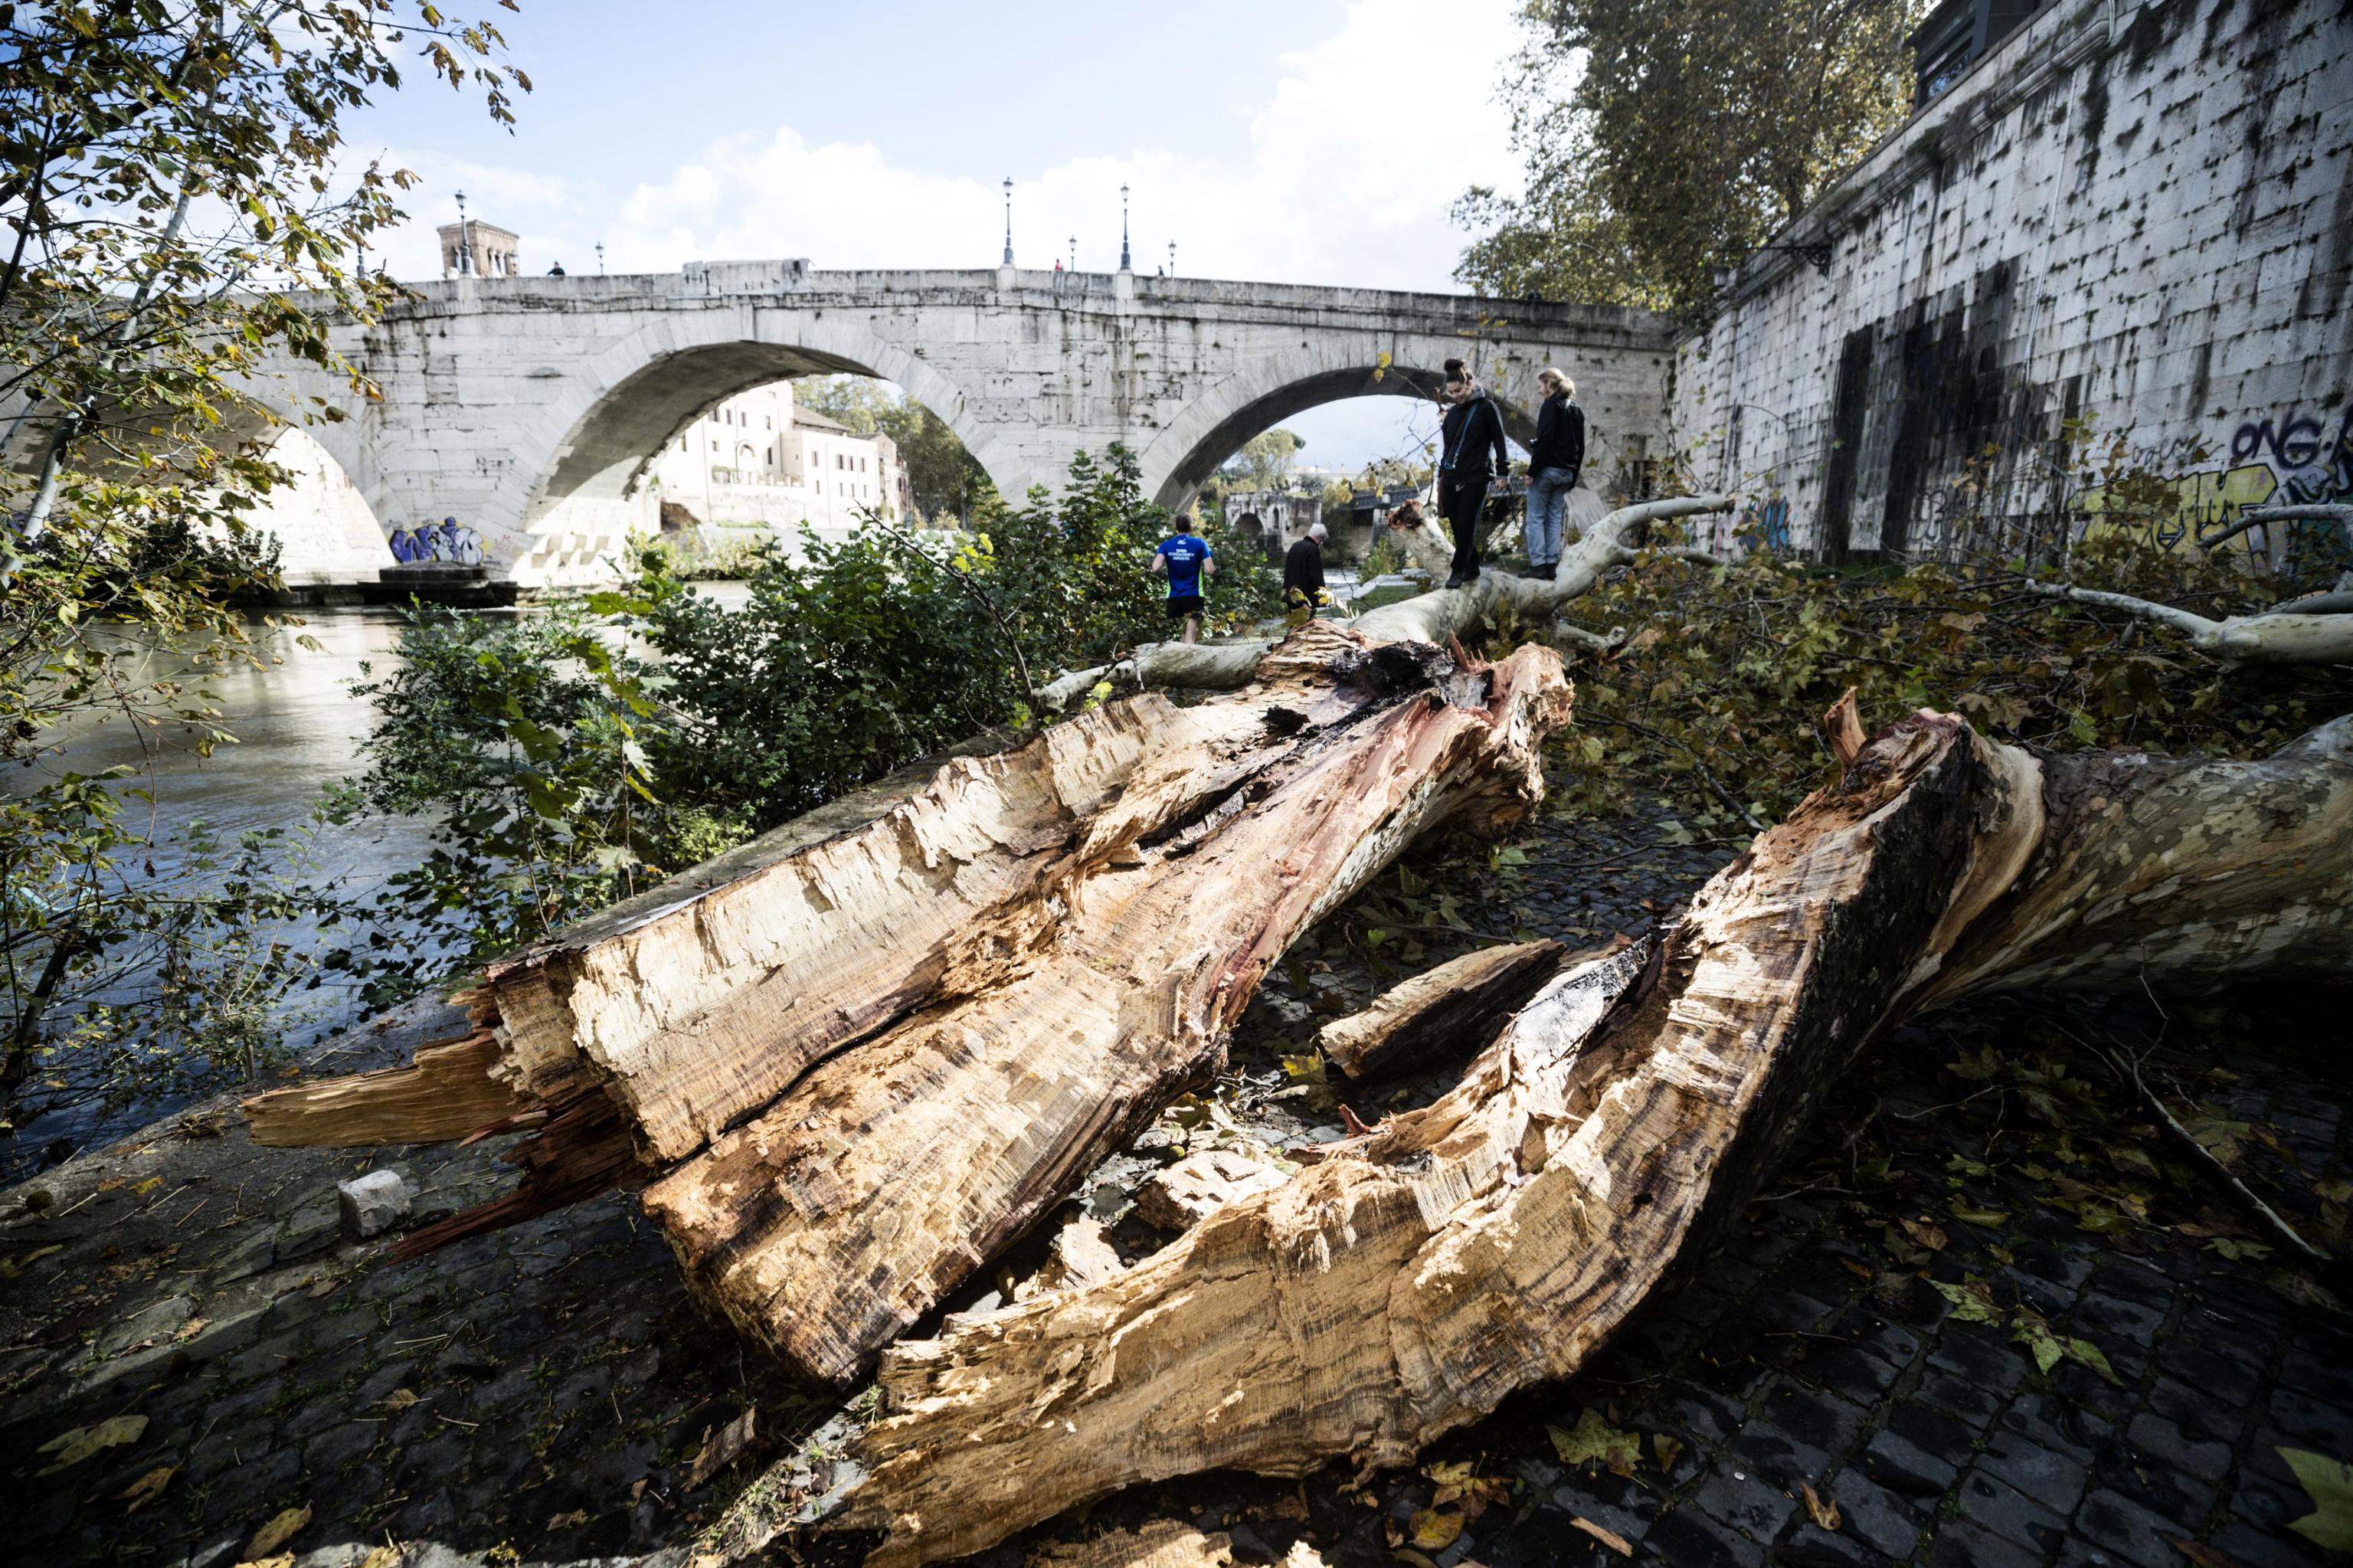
top-left (1738, 493), bottom-right (1792, 553)
top-left (386, 518), bottom-right (484, 566)
top-left (2076, 406), bottom-right (2353, 571)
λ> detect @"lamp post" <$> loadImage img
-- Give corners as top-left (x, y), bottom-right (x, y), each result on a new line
top-left (1167, 241), bottom-right (1176, 277)
top-left (596, 241), bottom-right (605, 276)
top-left (455, 189), bottom-right (470, 275)
top-left (1002, 178), bottom-right (1014, 266)
top-left (1069, 235), bottom-right (1077, 272)
top-left (1118, 183), bottom-right (1131, 272)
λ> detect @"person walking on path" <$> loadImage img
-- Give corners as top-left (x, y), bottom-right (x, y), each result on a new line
top-left (1152, 514), bottom-right (1217, 644)
top-left (1436, 358), bottom-right (1509, 588)
top-left (1523, 367), bottom-right (1585, 578)
top-left (1284, 522), bottom-right (1330, 624)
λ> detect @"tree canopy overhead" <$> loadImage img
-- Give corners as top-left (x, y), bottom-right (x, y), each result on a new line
top-left (1456, 0), bottom-right (1917, 315)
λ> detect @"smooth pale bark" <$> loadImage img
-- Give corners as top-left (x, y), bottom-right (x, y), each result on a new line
top-left (836, 711), bottom-right (2353, 1567)
top-left (2023, 580), bottom-right (2353, 665)
top-left (1314, 938), bottom-right (1566, 1082)
top-left (1036, 497), bottom-right (1737, 707)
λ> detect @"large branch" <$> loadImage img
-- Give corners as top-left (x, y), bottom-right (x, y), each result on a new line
top-left (1039, 496), bottom-right (1737, 707)
top-left (2023, 578), bottom-right (2353, 665)
top-left (246, 624), bottom-right (1573, 1389)
top-left (836, 709), bottom-right (2353, 1566)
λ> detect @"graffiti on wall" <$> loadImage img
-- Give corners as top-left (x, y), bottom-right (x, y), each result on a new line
top-left (386, 517), bottom-right (484, 566)
top-left (2077, 406), bottom-right (2353, 571)
top-left (1737, 493), bottom-right (1792, 553)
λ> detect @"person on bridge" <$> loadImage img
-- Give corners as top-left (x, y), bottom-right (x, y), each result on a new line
top-left (1152, 515), bottom-right (1217, 644)
top-left (1436, 358), bottom-right (1509, 589)
top-left (1523, 366), bottom-right (1586, 577)
top-left (1284, 522), bottom-right (1330, 624)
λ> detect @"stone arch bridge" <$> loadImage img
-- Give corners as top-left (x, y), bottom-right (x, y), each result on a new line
top-left (239, 262), bottom-right (1676, 584)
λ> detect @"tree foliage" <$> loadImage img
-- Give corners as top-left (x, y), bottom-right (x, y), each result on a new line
top-left (0, 2), bottom-right (523, 1136)
top-left (1458, 0), bottom-right (1916, 315)
top-left (339, 449), bottom-right (1285, 986)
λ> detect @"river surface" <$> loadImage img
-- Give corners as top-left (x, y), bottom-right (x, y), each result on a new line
top-left (5, 584), bottom-right (754, 1175)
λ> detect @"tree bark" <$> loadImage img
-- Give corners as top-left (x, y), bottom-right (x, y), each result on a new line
top-left (244, 624), bottom-right (1574, 1389)
top-left (2022, 579), bottom-right (2353, 665)
top-left (835, 710), bottom-right (2353, 1567)
top-left (1314, 938), bottom-right (1566, 1082)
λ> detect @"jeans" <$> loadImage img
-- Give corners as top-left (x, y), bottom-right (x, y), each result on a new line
top-left (1525, 465), bottom-right (1578, 564)
top-left (1442, 477), bottom-right (1488, 581)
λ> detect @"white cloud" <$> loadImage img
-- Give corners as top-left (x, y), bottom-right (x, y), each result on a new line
top-left (599, 0), bottom-right (1522, 291)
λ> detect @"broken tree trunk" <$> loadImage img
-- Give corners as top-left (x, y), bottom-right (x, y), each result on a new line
top-left (1034, 496), bottom-right (1736, 707)
top-left (244, 623), bottom-right (1572, 1388)
top-left (836, 709), bottom-right (2353, 1567)
top-left (1314, 937), bottom-right (1566, 1082)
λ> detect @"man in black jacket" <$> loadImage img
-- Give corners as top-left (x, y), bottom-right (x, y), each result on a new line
top-left (1524, 366), bottom-right (1585, 577)
top-left (1283, 522), bottom-right (1329, 620)
top-left (1436, 357), bottom-right (1509, 588)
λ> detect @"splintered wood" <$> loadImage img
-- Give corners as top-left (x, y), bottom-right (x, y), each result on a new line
top-left (836, 712), bottom-right (2353, 1566)
top-left (245, 623), bottom-right (1572, 1389)
top-left (1314, 937), bottom-right (1565, 1081)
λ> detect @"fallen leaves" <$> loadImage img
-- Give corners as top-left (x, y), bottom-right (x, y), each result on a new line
top-left (2280, 1447), bottom-right (2353, 1552)
top-left (35, 1413), bottom-right (146, 1475)
top-left (241, 1504), bottom-right (311, 1560)
top-left (1547, 1410), bottom-right (1642, 1477)
top-left (1801, 1481), bottom-right (1841, 1530)
top-left (378, 1388), bottom-right (421, 1411)
top-left (117, 1464), bottom-right (178, 1511)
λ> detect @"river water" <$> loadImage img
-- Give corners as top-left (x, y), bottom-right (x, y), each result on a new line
top-left (5, 584), bottom-right (755, 1176)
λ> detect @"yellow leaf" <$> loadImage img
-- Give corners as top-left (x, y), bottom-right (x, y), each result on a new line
top-left (242, 1504), bottom-right (312, 1560)
top-left (1802, 1481), bottom-right (1842, 1530)
top-left (1900, 1218), bottom-right (1949, 1252)
top-left (1548, 1410), bottom-right (1641, 1477)
top-left (173, 1317), bottom-right (209, 1342)
top-left (378, 1388), bottom-right (420, 1410)
top-left (130, 1177), bottom-right (163, 1196)
top-left (36, 1413), bottom-right (147, 1475)
top-left (360, 1548), bottom-right (403, 1568)
top-left (119, 1464), bottom-right (178, 1511)
top-left (1406, 1508), bottom-right (1462, 1550)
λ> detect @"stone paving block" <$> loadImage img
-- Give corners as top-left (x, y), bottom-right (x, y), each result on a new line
top-left (1975, 1422), bottom-right (2092, 1514)
top-left (1724, 1425), bottom-right (1833, 1493)
top-left (1791, 1343), bottom-right (1903, 1400)
top-left (1914, 1367), bottom-right (2008, 1429)
top-left (2003, 1390), bottom-right (2112, 1458)
top-left (1886, 1396), bottom-right (1977, 1459)
top-left (1858, 1425), bottom-right (1959, 1499)
top-left (1957, 1467), bottom-right (2070, 1555)
top-left (1757, 1380), bottom-right (1871, 1458)
top-left (1644, 1504), bottom-right (1761, 1568)
top-left (2067, 1486), bottom-right (2195, 1568)
top-left (1826, 1303), bottom-right (1924, 1369)
top-left (2208, 1520), bottom-right (2338, 1568)
top-left (2269, 1383), bottom-right (2353, 1448)
top-left (1691, 1465), bottom-right (1798, 1543)
top-left (1927, 1324), bottom-right (2031, 1394)
top-left (1660, 1382), bottom-right (1745, 1446)
top-left (1927, 1518), bottom-right (2045, 1568)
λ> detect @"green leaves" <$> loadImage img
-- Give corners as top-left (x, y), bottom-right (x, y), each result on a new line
top-left (2280, 1448), bottom-right (2353, 1552)
top-left (1547, 1409), bottom-right (1643, 1476)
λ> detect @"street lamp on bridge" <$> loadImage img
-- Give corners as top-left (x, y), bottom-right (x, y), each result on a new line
top-left (1003, 178), bottom-right (1015, 266)
top-left (1118, 184), bottom-right (1131, 273)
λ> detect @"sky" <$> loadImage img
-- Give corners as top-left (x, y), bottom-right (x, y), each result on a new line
top-left (349, 0), bottom-right (1531, 473)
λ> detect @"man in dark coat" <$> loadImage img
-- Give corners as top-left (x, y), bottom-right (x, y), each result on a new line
top-left (1283, 522), bottom-right (1329, 621)
top-left (1523, 366), bottom-right (1586, 577)
top-left (1436, 357), bottom-right (1510, 588)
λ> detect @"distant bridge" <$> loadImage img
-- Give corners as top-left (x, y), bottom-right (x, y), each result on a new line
top-left (58, 264), bottom-right (1683, 586)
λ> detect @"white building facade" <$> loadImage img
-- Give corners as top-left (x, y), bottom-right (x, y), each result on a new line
top-left (645, 380), bottom-right (908, 546)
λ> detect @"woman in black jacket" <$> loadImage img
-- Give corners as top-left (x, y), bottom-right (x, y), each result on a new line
top-left (1524, 366), bottom-right (1586, 574)
top-left (1435, 357), bottom-right (1509, 588)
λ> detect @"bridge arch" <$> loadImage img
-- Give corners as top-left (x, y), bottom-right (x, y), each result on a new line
top-left (513, 311), bottom-right (997, 577)
top-left (1137, 342), bottom-right (1551, 511)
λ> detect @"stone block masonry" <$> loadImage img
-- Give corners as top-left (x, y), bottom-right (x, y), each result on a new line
top-left (1671, 0), bottom-right (2353, 566)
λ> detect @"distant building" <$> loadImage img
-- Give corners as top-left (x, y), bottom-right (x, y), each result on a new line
top-left (646, 380), bottom-right (909, 542)
top-left (436, 219), bottom-right (521, 279)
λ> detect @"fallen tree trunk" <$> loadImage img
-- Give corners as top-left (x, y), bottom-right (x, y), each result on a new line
top-left (1036, 496), bottom-right (1736, 707)
top-left (1314, 937), bottom-right (1565, 1082)
top-left (836, 706), bottom-right (2353, 1566)
top-left (245, 623), bottom-right (1573, 1387)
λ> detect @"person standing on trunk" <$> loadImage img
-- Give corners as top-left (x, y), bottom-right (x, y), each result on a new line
top-left (1436, 358), bottom-right (1509, 588)
top-left (1283, 521), bottom-right (1329, 624)
top-left (1523, 367), bottom-right (1586, 577)
top-left (1151, 514), bottom-right (1216, 644)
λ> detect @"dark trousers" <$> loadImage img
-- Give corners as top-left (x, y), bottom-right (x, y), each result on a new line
top-left (1442, 476), bottom-right (1489, 581)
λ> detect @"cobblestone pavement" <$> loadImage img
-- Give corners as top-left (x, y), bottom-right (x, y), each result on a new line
top-left (3, 770), bottom-right (2348, 1568)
